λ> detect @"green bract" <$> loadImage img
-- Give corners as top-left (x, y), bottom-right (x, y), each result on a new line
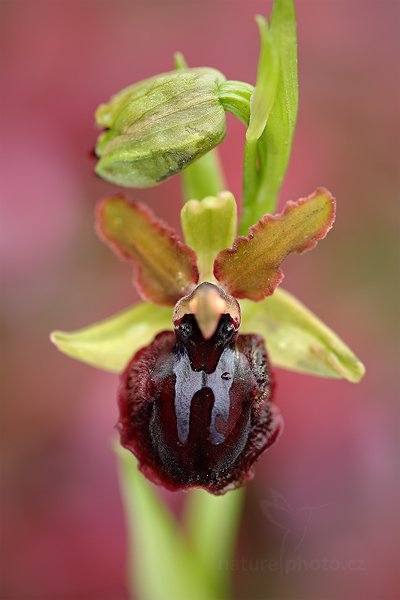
top-left (246, 16), bottom-right (279, 143)
top-left (95, 68), bottom-right (227, 188)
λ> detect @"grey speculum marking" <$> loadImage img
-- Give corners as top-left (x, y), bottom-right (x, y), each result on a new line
top-left (173, 347), bottom-right (235, 445)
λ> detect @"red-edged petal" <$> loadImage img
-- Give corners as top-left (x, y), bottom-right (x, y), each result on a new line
top-left (214, 188), bottom-right (335, 301)
top-left (96, 196), bottom-right (198, 305)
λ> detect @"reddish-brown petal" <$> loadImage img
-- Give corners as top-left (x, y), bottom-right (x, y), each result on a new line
top-left (214, 188), bottom-right (335, 301)
top-left (96, 196), bottom-right (198, 305)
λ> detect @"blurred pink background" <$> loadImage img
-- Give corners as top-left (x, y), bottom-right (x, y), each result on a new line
top-left (1, 1), bottom-right (399, 599)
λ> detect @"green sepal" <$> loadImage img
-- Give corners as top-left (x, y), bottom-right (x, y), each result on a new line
top-left (240, 289), bottom-right (365, 383)
top-left (181, 192), bottom-right (237, 281)
top-left (50, 302), bottom-right (172, 373)
top-left (95, 68), bottom-right (227, 188)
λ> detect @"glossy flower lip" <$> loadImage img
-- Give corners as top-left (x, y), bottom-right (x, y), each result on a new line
top-left (117, 285), bottom-right (283, 494)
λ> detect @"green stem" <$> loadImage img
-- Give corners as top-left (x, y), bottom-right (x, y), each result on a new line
top-left (116, 446), bottom-right (217, 600)
top-left (218, 80), bottom-right (253, 125)
top-left (116, 444), bottom-right (246, 600)
top-left (181, 150), bottom-right (226, 202)
top-left (241, 138), bottom-right (259, 233)
top-left (184, 488), bottom-right (245, 599)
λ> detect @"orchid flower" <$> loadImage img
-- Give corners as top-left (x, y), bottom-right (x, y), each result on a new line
top-left (51, 0), bottom-right (364, 499)
top-left (51, 187), bottom-right (364, 495)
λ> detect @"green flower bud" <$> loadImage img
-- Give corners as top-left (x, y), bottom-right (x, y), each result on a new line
top-left (95, 68), bottom-right (227, 188)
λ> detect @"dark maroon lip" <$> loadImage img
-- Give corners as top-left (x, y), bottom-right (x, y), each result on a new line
top-left (116, 309), bottom-right (282, 495)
